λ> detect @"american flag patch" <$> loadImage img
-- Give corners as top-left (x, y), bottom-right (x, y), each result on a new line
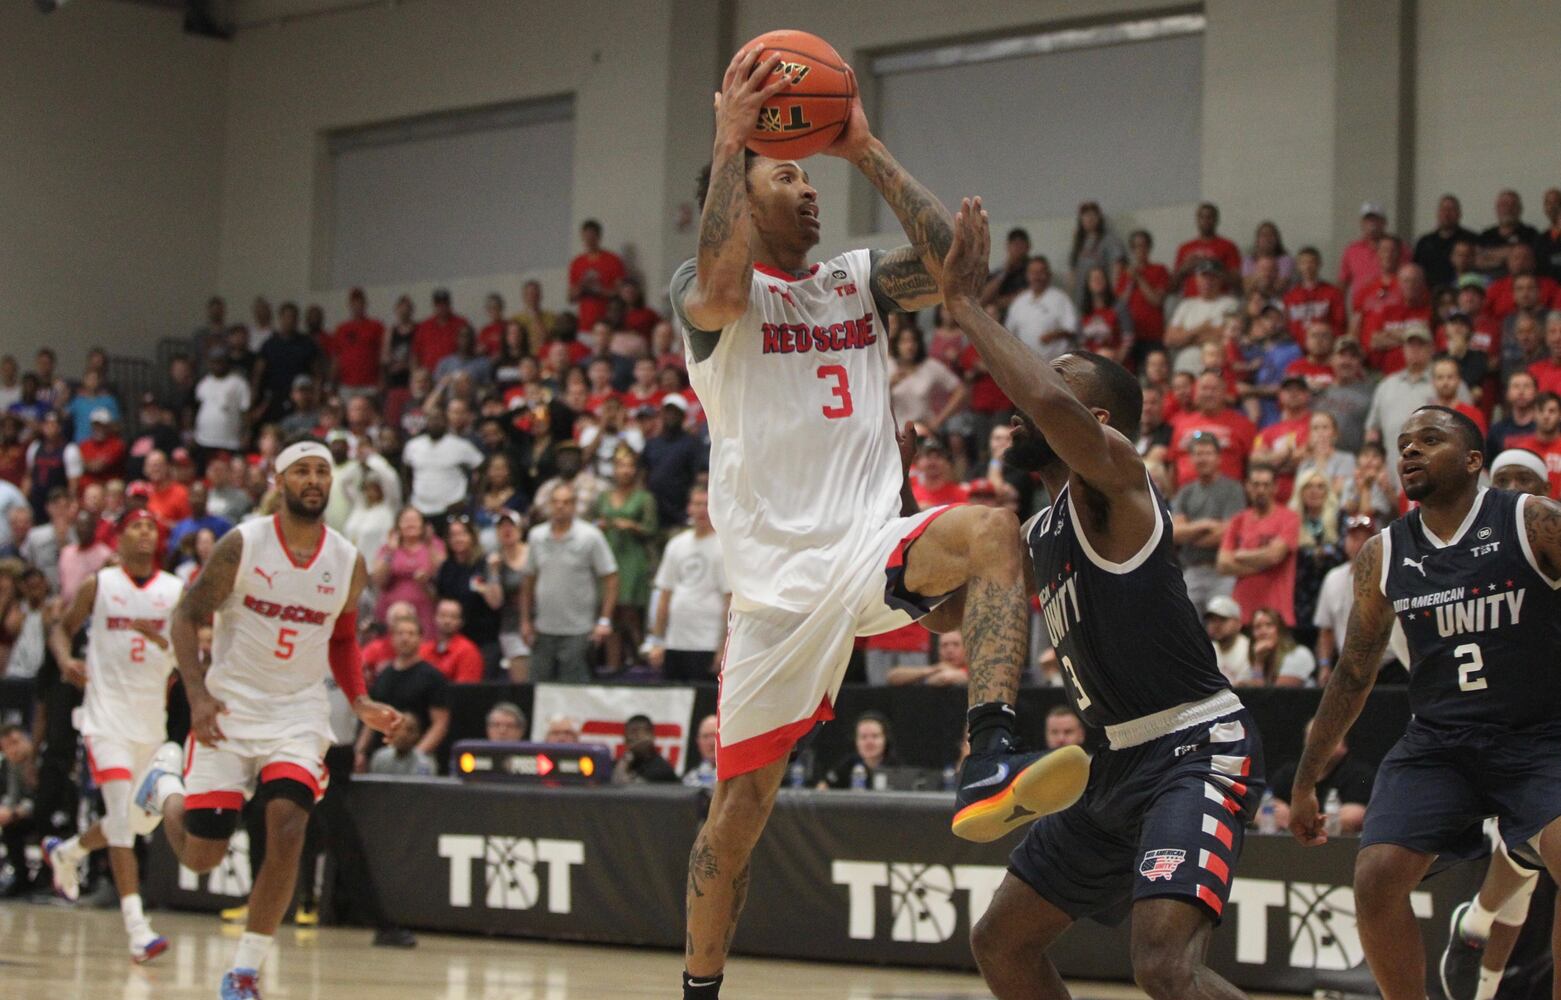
top-left (1139, 848), bottom-right (1187, 881)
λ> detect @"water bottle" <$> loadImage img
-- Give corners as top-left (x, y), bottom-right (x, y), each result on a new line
top-left (697, 760), bottom-right (716, 789)
top-left (850, 762), bottom-right (868, 791)
top-left (1323, 788), bottom-right (1343, 838)
top-left (941, 764), bottom-right (958, 791)
top-left (1257, 790), bottom-right (1277, 834)
top-left (787, 758), bottom-right (806, 788)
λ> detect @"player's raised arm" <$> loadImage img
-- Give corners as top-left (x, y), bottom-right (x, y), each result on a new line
top-left (1290, 533), bottom-right (1393, 845)
top-left (171, 528), bottom-right (242, 746)
top-left (941, 198), bottom-right (1144, 494)
top-left (827, 71), bottom-right (951, 312)
top-left (681, 47), bottom-right (791, 333)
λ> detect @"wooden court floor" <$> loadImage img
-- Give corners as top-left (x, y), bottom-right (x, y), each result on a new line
top-left (0, 901), bottom-right (1305, 999)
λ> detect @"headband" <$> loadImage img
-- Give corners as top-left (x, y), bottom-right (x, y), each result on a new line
top-left (118, 508), bottom-right (156, 532)
top-left (275, 441), bottom-right (333, 476)
top-left (1491, 449), bottom-right (1548, 482)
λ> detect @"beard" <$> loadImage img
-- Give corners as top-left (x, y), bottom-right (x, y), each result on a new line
top-left (282, 487), bottom-right (327, 520)
top-left (1004, 417), bottom-right (1059, 473)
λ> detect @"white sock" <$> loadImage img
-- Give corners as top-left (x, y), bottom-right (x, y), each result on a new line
top-left (120, 893), bottom-right (146, 933)
top-left (232, 931), bottom-right (271, 974)
top-left (56, 836), bottom-right (87, 863)
top-left (153, 774), bottom-right (183, 811)
top-left (1463, 898), bottom-right (1498, 943)
top-left (1475, 965), bottom-right (1503, 1000)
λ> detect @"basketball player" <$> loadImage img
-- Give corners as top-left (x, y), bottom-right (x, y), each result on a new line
top-left (1437, 446), bottom-right (1554, 1000)
top-left (673, 52), bottom-right (1078, 999)
top-left (40, 508), bottom-right (183, 963)
top-left (133, 437), bottom-right (401, 1000)
top-left (935, 200), bottom-right (1263, 999)
top-left (1291, 408), bottom-right (1561, 1000)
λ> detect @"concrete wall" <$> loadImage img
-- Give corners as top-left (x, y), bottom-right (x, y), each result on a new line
top-left (0, 0), bottom-right (228, 371)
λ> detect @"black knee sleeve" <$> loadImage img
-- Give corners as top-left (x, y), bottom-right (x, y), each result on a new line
top-left (259, 777), bottom-right (317, 813)
top-left (185, 805), bottom-right (242, 840)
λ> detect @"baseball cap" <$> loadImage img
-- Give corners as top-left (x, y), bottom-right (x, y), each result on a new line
top-left (1188, 430), bottom-right (1224, 451)
top-left (1457, 273), bottom-right (1488, 292)
top-left (292, 374), bottom-right (314, 390)
top-left (171, 447), bottom-right (193, 465)
top-left (432, 288), bottom-right (452, 303)
top-left (633, 404), bottom-right (658, 419)
top-left (1333, 336), bottom-right (1364, 355)
top-left (1359, 201), bottom-right (1386, 219)
top-left (1402, 323), bottom-right (1433, 343)
top-left (1193, 259), bottom-right (1221, 276)
top-left (325, 428), bottom-right (351, 444)
top-left (89, 407), bottom-right (113, 424)
top-left (1205, 596), bottom-right (1242, 620)
top-left (660, 394), bottom-right (689, 413)
top-left (1344, 514), bottom-right (1378, 533)
top-left (1279, 375), bottom-right (1310, 391)
top-left (496, 508), bottom-right (524, 527)
top-left (919, 435), bottom-right (951, 457)
top-left (1444, 310), bottom-right (1474, 327)
top-left (127, 481), bottom-right (153, 499)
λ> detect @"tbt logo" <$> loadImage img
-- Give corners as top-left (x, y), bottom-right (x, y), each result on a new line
top-left (832, 860), bottom-right (1005, 943)
top-left (1229, 878), bottom-right (1432, 970)
top-left (438, 835), bottom-right (585, 913)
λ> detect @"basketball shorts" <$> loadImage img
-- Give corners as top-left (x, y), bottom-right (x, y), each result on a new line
top-left (1361, 718), bottom-right (1561, 870)
top-left (715, 505), bottom-right (958, 779)
top-left (183, 730), bottom-right (332, 816)
top-left (84, 734), bottom-right (159, 788)
top-left (1010, 694), bottom-right (1263, 926)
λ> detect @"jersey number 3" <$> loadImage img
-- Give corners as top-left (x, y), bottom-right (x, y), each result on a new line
top-left (816, 365), bottom-right (853, 419)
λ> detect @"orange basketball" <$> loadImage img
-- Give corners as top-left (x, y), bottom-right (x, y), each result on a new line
top-left (741, 29), bottom-right (855, 161)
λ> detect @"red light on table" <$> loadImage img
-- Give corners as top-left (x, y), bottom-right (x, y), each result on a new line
top-left (536, 753), bottom-right (554, 776)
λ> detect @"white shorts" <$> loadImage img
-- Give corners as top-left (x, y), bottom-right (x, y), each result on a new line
top-left (182, 731), bottom-right (332, 814)
top-left (84, 734), bottom-right (159, 788)
top-left (716, 505), bottom-right (958, 778)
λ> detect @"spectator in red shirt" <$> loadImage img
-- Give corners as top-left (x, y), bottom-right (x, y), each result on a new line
top-left (911, 438), bottom-right (968, 509)
top-left (618, 277), bottom-right (661, 338)
top-left (1361, 263), bottom-right (1433, 374)
top-left (360, 601), bottom-right (419, 681)
top-left (420, 597), bottom-right (486, 684)
top-left (1431, 355), bottom-right (1487, 435)
top-left (476, 293), bottom-right (508, 356)
top-left (1509, 392), bottom-right (1561, 497)
top-left (1172, 202), bottom-right (1242, 296)
top-left (1455, 278), bottom-right (1501, 357)
top-left (1338, 202), bottom-right (1410, 302)
top-left (140, 450), bottom-right (190, 527)
top-left (1217, 463), bottom-right (1301, 624)
top-left (411, 289), bottom-right (471, 373)
top-left (1115, 229), bottom-right (1170, 370)
top-left (1283, 247), bottom-right (1346, 342)
top-left (1286, 322), bottom-right (1336, 391)
top-left (1486, 244), bottom-right (1559, 322)
top-left (1169, 370), bottom-right (1258, 486)
top-left (1077, 266), bottom-right (1127, 364)
top-left (1530, 312), bottom-right (1561, 395)
top-left (958, 303), bottom-right (1013, 428)
top-left (1349, 235), bottom-right (1406, 327)
top-left (621, 357), bottom-right (665, 412)
top-left (1251, 377), bottom-right (1313, 502)
top-left (329, 287), bottom-right (384, 394)
top-left (78, 409), bottom-right (126, 491)
top-left (569, 219), bottom-right (626, 331)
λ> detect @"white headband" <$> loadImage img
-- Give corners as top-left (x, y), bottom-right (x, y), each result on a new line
top-left (1491, 448), bottom-right (1548, 482)
top-left (275, 441), bottom-right (333, 476)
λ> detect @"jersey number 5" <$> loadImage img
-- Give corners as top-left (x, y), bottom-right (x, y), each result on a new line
top-left (275, 627), bottom-right (299, 661)
top-left (816, 365), bottom-right (853, 419)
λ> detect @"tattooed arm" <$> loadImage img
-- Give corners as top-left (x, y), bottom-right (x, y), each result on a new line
top-left (171, 528), bottom-right (243, 746)
top-left (1290, 534), bottom-right (1392, 845)
top-left (1523, 495), bottom-right (1561, 580)
top-left (680, 47), bottom-right (790, 334)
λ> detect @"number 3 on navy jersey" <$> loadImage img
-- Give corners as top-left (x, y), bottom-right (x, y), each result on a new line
top-left (1061, 654), bottom-right (1093, 711)
top-left (816, 365), bottom-right (853, 419)
top-left (1454, 642), bottom-right (1486, 692)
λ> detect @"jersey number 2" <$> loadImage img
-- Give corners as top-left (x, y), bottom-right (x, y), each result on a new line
top-left (275, 627), bottom-right (298, 661)
top-left (817, 365), bottom-right (853, 419)
top-left (129, 636), bottom-right (146, 663)
top-left (1454, 642), bottom-right (1486, 692)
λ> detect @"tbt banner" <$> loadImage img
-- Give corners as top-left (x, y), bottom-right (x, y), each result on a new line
top-left (530, 683), bottom-right (697, 773)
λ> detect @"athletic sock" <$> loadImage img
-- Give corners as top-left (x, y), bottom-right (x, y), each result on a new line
top-left (682, 970), bottom-right (722, 998)
top-left (966, 702), bottom-right (1017, 755)
top-left (1463, 898), bottom-right (1498, 943)
top-left (153, 774), bottom-right (183, 812)
top-left (55, 836), bottom-right (86, 864)
top-left (232, 932), bottom-right (272, 974)
top-left (120, 893), bottom-right (146, 934)
top-left (1475, 965), bottom-right (1503, 1000)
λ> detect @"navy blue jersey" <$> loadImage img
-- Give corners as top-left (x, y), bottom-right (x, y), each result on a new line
top-left (1028, 475), bottom-right (1230, 728)
top-left (1383, 489), bottom-right (1561, 729)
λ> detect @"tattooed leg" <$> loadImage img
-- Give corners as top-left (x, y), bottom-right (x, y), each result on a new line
top-left (903, 505), bottom-right (1028, 705)
top-left (685, 756), bottom-right (788, 978)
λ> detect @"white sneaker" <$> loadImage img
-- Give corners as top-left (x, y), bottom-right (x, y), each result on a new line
top-left (133, 741), bottom-right (185, 816)
top-left (43, 837), bottom-right (81, 902)
top-left (129, 925), bottom-right (169, 964)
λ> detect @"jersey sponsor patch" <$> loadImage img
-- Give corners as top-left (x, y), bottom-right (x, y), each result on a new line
top-left (1139, 848), bottom-right (1187, 881)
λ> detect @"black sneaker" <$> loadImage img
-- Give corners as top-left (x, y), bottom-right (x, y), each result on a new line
top-left (373, 926), bottom-right (417, 949)
top-left (1439, 901), bottom-right (1486, 1000)
top-left (951, 745), bottom-right (1089, 843)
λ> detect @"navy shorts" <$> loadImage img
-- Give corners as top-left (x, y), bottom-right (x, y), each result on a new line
top-left (1009, 708), bottom-right (1264, 925)
top-left (1361, 718), bottom-right (1561, 869)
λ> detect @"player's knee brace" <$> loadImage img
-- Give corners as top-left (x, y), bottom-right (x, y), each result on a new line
top-left (1497, 865), bottom-right (1540, 925)
top-left (100, 781), bottom-right (135, 848)
top-left (259, 777), bottom-right (317, 814)
top-left (185, 805), bottom-right (243, 841)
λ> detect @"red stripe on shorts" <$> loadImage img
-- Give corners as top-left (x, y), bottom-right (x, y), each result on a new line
top-left (1202, 851), bottom-right (1230, 885)
top-left (883, 504), bottom-right (961, 571)
top-left (84, 740), bottom-right (132, 784)
top-left (186, 791), bottom-right (245, 812)
top-left (260, 762), bottom-right (323, 799)
top-left (1196, 883), bottom-right (1224, 916)
top-left (717, 696), bottom-right (834, 779)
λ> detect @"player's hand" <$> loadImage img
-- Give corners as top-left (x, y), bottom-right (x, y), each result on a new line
top-left (521, 622), bottom-right (536, 647)
top-left (1289, 783), bottom-right (1327, 846)
top-left (822, 68), bottom-right (873, 160)
top-left (939, 198), bottom-right (992, 304)
top-left (61, 657), bottom-right (88, 688)
top-left (353, 697), bottom-right (402, 737)
top-left (591, 621), bottom-right (612, 644)
top-left (896, 421), bottom-right (917, 479)
top-left (646, 646), bottom-right (665, 670)
top-left (190, 691), bottom-right (229, 748)
top-left (129, 620), bottom-right (170, 650)
top-left (713, 46), bottom-right (790, 147)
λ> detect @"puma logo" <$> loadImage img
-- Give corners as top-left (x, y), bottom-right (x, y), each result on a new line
top-left (253, 566), bottom-right (277, 588)
top-left (1402, 556), bottom-right (1428, 578)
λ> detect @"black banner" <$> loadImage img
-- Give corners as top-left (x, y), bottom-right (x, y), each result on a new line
top-left (140, 777), bottom-right (1488, 993)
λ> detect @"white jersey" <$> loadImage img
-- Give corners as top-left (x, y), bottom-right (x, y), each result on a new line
top-left (676, 250), bottom-right (901, 613)
top-left (210, 515), bottom-right (356, 740)
top-left (81, 566), bottom-right (183, 744)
